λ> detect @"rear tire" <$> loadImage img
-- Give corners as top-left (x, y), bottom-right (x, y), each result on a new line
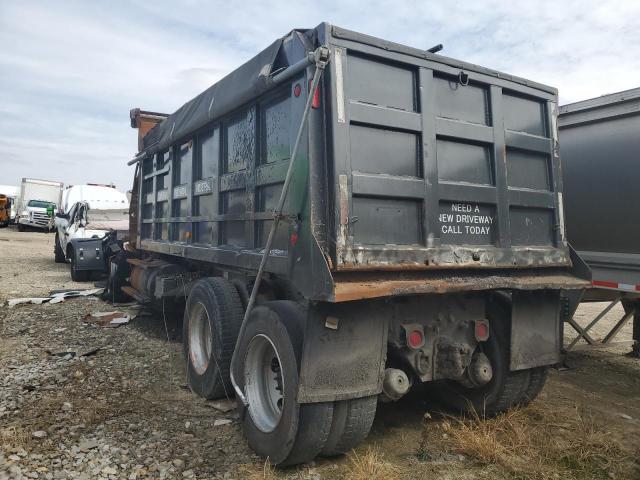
top-left (432, 295), bottom-right (533, 417)
top-left (434, 330), bottom-right (530, 417)
top-left (321, 395), bottom-right (377, 457)
top-left (69, 249), bottom-right (90, 282)
top-left (520, 366), bottom-right (548, 405)
top-left (238, 301), bottom-right (334, 466)
top-left (54, 233), bottom-right (66, 263)
top-left (183, 277), bottom-right (243, 400)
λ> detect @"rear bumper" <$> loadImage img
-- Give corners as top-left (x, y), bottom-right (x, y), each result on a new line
top-left (331, 268), bottom-right (589, 302)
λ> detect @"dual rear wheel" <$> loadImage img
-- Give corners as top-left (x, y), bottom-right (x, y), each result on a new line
top-left (184, 279), bottom-right (549, 465)
top-left (182, 280), bottom-right (377, 466)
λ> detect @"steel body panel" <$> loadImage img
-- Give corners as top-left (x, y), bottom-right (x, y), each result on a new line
top-left (559, 88), bottom-right (640, 290)
top-left (326, 27), bottom-right (568, 272)
top-left (133, 23), bottom-right (572, 301)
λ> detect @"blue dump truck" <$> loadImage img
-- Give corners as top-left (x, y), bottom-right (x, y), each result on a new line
top-left (124, 24), bottom-right (587, 465)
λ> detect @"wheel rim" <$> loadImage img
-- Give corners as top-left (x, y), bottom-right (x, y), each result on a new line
top-left (189, 302), bottom-right (213, 375)
top-left (244, 334), bottom-right (285, 433)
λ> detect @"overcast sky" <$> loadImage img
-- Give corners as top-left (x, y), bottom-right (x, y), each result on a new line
top-left (1, 0), bottom-right (639, 192)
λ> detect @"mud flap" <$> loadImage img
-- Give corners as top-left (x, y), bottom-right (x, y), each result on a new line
top-left (510, 290), bottom-right (562, 371)
top-left (297, 302), bottom-right (388, 403)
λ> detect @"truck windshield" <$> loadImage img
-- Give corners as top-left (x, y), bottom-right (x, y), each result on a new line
top-left (28, 200), bottom-right (55, 209)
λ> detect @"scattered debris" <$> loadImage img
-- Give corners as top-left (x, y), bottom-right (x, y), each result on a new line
top-left (619, 413), bottom-right (632, 420)
top-left (49, 288), bottom-right (104, 304)
top-left (32, 430), bottom-right (47, 439)
top-left (80, 347), bottom-right (102, 357)
top-left (6, 288), bottom-right (104, 307)
top-left (213, 419), bottom-right (232, 427)
top-left (46, 347), bottom-right (102, 359)
top-left (82, 311), bottom-right (133, 328)
top-left (209, 398), bottom-right (236, 413)
top-left (46, 350), bottom-right (77, 358)
top-left (7, 297), bottom-right (51, 307)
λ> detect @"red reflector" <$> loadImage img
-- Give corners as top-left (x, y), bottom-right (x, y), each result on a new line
top-left (592, 280), bottom-right (618, 289)
top-left (293, 83), bottom-right (301, 97)
top-left (475, 321), bottom-right (489, 341)
top-left (290, 232), bottom-right (298, 247)
top-left (408, 330), bottom-right (424, 349)
top-left (309, 79), bottom-right (321, 108)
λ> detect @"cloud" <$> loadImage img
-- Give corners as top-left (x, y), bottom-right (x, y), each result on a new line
top-left (0, 0), bottom-right (639, 191)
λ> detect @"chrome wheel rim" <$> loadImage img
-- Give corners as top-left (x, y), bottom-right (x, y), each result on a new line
top-left (189, 302), bottom-right (212, 375)
top-left (244, 334), bottom-right (284, 433)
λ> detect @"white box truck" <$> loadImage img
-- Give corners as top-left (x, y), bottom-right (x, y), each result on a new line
top-left (17, 178), bottom-right (64, 231)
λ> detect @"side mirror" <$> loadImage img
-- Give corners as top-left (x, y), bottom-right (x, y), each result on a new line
top-left (56, 212), bottom-right (70, 220)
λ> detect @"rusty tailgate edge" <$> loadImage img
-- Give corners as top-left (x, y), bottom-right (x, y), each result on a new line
top-left (332, 271), bottom-right (588, 303)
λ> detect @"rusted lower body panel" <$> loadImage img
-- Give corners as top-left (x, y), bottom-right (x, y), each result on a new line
top-left (334, 245), bottom-right (569, 271)
top-left (332, 269), bottom-right (588, 303)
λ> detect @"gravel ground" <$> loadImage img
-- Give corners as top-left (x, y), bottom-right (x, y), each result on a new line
top-left (1, 226), bottom-right (639, 479)
top-left (0, 228), bottom-right (257, 479)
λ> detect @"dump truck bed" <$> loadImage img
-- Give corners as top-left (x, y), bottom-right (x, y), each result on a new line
top-left (132, 23), bottom-right (573, 301)
top-left (559, 88), bottom-right (640, 292)
top-left (326, 26), bottom-right (568, 271)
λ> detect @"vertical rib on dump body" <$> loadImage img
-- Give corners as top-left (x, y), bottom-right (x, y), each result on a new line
top-left (132, 23), bottom-right (574, 302)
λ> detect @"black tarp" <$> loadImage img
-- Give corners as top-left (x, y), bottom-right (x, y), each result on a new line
top-left (142, 36), bottom-right (287, 156)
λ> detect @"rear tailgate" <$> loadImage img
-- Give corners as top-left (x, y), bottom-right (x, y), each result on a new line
top-left (326, 27), bottom-right (569, 271)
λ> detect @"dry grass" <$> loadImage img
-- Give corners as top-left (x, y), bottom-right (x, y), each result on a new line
top-left (239, 459), bottom-right (279, 480)
top-left (1, 426), bottom-right (34, 451)
top-left (345, 447), bottom-right (402, 480)
top-left (419, 401), bottom-right (637, 480)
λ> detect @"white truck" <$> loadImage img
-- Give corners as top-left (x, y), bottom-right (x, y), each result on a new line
top-left (17, 178), bottom-right (64, 231)
top-left (54, 185), bottom-right (129, 281)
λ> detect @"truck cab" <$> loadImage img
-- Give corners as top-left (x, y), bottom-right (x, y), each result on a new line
top-left (54, 185), bottom-right (129, 281)
top-left (18, 199), bottom-right (56, 231)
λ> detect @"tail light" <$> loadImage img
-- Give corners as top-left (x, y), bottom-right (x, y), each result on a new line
top-left (475, 320), bottom-right (490, 341)
top-left (407, 329), bottom-right (425, 349)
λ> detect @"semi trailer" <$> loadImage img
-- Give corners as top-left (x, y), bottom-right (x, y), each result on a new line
top-left (123, 23), bottom-right (586, 465)
top-left (559, 88), bottom-right (640, 355)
